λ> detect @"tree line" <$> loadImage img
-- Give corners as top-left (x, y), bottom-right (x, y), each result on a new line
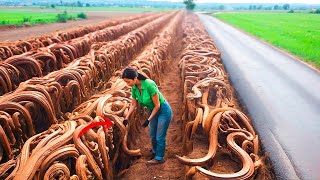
top-left (1, 0), bottom-right (319, 12)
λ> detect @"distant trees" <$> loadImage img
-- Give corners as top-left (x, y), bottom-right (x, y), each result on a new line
top-left (183, 0), bottom-right (196, 10)
top-left (249, 5), bottom-right (257, 10)
top-left (264, 6), bottom-right (272, 10)
top-left (77, 1), bottom-right (83, 7)
top-left (248, 4), bottom-right (291, 10)
top-left (248, 4), bottom-right (263, 10)
top-left (2, 0), bottom-right (312, 12)
top-left (257, 5), bottom-right (262, 10)
top-left (313, 9), bottom-right (320, 14)
top-left (283, 4), bottom-right (290, 10)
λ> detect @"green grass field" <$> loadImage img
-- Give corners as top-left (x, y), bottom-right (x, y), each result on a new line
top-left (0, 6), bottom-right (172, 26)
top-left (0, 8), bottom-right (78, 26)
top-left (56, 6), bottom-right (173, 12)
top-left (214, 12), bottom-right (320, 68)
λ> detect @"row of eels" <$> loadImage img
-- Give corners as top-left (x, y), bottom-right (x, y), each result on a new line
top-left (0, 11), bottom-right (265, 179)
top-left (176, 13), bottom-right (262, 179)
top-left (0, 12), bottom-right (155, 61)
top-left (0, 13), bottom-right (163, 96)
top-left (0, 11), bottom-right (182, 179)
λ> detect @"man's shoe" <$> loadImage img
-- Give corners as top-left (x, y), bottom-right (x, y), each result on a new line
top-left (146, 159), bottom-right (165, 165)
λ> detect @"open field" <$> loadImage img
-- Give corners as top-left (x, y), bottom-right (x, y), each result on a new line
top-left (214, 12), bottom-right (320, 68)
top-left (0, 11), bottom-right (140, 41)
top-left (0, 6), bottom-right (170, 26)
top-left (0, 8), bottom-right (79, 25)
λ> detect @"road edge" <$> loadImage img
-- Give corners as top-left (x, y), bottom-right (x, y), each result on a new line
top-left (197, 14), bottom-right (301, 180)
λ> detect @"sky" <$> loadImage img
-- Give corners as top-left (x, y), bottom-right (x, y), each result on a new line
top-left (154, 0), bottom-right (320, 4)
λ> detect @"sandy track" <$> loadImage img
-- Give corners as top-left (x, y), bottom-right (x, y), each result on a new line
top-left (0, 11), bottom-right (141, 42)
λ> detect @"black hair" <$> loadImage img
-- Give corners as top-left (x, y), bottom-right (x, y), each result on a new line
top-left (122, 67), bottom-right (147, 80)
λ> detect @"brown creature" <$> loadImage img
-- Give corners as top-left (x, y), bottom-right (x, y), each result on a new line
top-left (0, 46), bottom-right (13, 61)
top-left (0, 63), bottom-right (20, 95)
top-left (176, 13), bottom-right (262, 179)
top-left (0, 11), bottom-right (182, 179)
top-left (0, 13), bottom-right (157, 62)
top-left (0, 13), bottom-right (164, 97)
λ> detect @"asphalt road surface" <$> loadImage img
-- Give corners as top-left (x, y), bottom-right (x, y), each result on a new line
top-left (198, 14), bottom-right (320, 180)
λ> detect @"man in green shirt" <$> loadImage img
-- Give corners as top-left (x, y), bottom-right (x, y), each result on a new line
top-left (122, 67), bottom-right (172, 165)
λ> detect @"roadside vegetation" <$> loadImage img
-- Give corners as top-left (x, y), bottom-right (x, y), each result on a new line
top-left (214, 12), bottom-right (320, 68)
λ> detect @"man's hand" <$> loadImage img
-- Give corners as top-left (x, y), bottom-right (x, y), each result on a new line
top-left (123, 119), bottom-right (128, 126)
top-left (142, 119), bottom-right (150, 128)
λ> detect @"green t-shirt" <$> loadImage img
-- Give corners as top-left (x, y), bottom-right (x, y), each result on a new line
top-left (131, 79), bottom-right (165, 110)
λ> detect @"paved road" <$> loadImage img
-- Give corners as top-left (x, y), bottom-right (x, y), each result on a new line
top-left (198, 14), bottom-right (320, 180)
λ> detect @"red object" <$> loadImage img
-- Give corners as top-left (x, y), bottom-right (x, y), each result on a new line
top-left (77, 117), bottom-right (114, 138)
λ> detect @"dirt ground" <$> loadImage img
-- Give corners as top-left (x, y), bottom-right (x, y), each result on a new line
top-left (119, 22), bottom-right (274, 180)
top-left (121, 30), bottom-right (186, 179)
top-left (0, 11), bottom-right (141, 42)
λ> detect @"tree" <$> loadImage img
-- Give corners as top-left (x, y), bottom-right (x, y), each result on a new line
top-left (283, 4), bottom-right (290, 10)
top-left (264, 6), bottom-right (272, 10)
top-left (77, 1), bottom-right (83, 7)
top-left (219, 5), bottom-right (224, 10)
top-left (273, 5), bottom-right (279, 10)
top-left (57, 11), bottom-right (68, 23)
top-left (252, 5), bottom-right (257, 10)
top-left (183, 0), bottom-right (196, 10)
top-left (71, 2), bottom-right (76, 9)
top-left (257, 5), bottom-right (262, 10)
